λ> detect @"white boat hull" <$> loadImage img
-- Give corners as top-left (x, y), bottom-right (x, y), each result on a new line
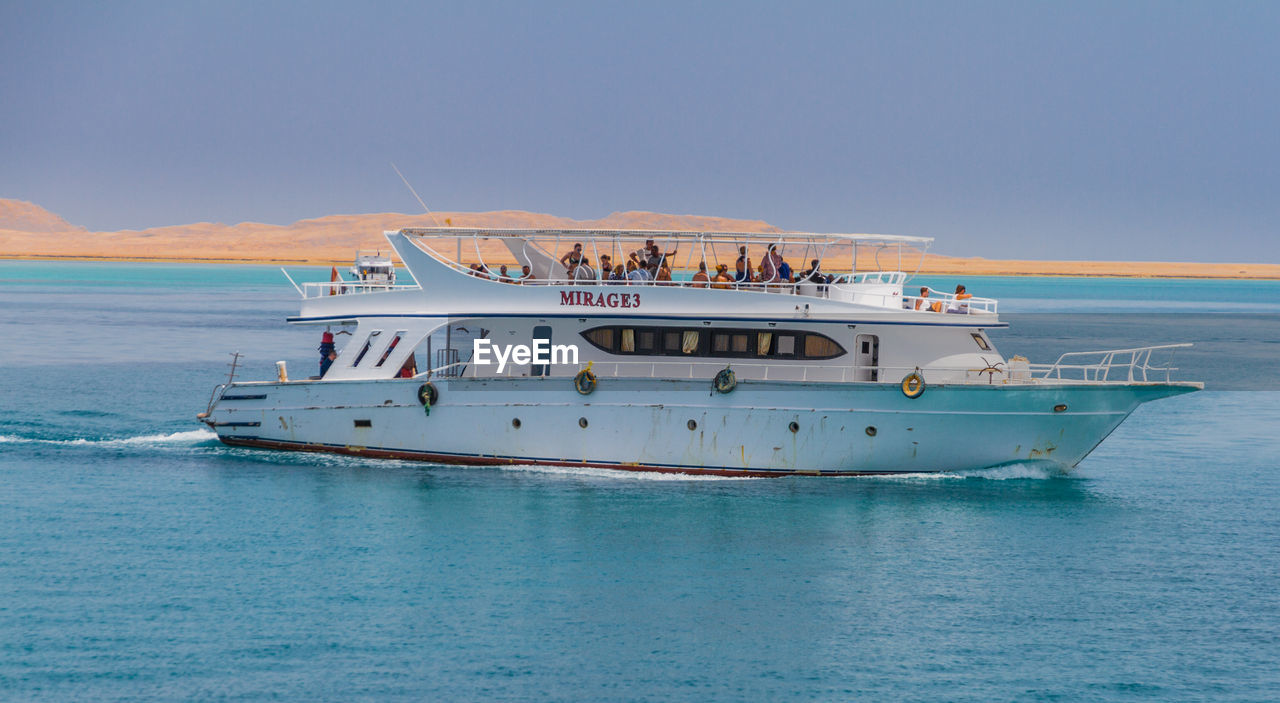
top-left (204, 378), bottom-right (1197, 476)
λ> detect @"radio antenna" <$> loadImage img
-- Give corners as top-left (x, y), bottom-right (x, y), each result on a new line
top-left (391, 162), bottom-right (442, 226)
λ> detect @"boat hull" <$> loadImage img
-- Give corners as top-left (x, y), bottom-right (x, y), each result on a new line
top-left (204, 378), bottom-right (1197, 476)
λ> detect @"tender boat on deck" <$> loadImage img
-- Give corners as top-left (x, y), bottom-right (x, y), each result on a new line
top-left (200, 228), bottom-right (1200, 476)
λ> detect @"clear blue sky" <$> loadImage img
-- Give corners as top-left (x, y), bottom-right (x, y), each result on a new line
top-left (2, 1), bottom-right (1277, 261)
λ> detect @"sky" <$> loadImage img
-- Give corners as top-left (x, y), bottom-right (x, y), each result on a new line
top-left (1, 0), bottom-right (1277, 262)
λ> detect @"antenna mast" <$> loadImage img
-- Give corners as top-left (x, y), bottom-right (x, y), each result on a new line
top-left (391, 162), bottom-right (442, 227)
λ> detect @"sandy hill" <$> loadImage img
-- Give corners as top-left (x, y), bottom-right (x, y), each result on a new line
top-left (0, 198), bottom-right (1276, 279)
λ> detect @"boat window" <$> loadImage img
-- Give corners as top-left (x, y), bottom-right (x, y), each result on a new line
top-left (971, 332), bottom-right (991, 351)
top-left (664, 331), bottom-right (682, 353)
top-left (636, 330), bottom-right (656, 352)
top-left (351, 331), bottom-right (380, 367)
top-left (375, 331), bottom-right (406, 367)
top-left (804, 334), bottom-right (841, 359)
top-left (580, 326), bottom-right (844, 360)
top-left (585, 328), bottom-right (614, 350)
top-left (681, 331), bottom-right (699, 354)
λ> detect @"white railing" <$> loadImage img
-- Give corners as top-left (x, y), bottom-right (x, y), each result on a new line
top-left (901, 293), bottom-right (998, 315)
top-left (417, 349), bottom-right (1188, 386)
top-left (1029, 344), bottom-right (1192, 383)
top-left (833, 271), bottom-right (908, 285)
top-left (301, 281), bottom-right (421, 299)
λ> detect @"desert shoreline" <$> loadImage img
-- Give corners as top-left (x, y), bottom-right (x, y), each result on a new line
top-left (4, 199), bottom-right (1277, 280)
top-left (4, 252), bottom-right (1278, 280)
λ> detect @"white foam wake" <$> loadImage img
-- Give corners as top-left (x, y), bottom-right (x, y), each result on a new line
top-left (500, 463), bottom-right (762, 481)
top-left (0, 429), bottom-right (218, 447)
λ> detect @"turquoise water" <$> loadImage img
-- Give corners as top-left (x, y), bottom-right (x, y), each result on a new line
top-left (2, 262), bottom-right (1278, 700)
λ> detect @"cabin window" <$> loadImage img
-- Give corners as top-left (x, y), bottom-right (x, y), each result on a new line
top-left (580, 326), bottom-right (844, 360)
top-left (681, 331), bottom-right (699, 354)
top-left (664, 331), bottom-right (682, 353)
top-left (585, 328), bottom-right (614, 350)
top-left (804, 334), bottom-right (841, 359)
top-left (636, 330), bottom-right (656, 352)
top-left (375, 331), bottom-right (406, 367)
top-left (351, 331), bottom-right (380, 367)
top-left (972, 332), bottom-right (991, 351)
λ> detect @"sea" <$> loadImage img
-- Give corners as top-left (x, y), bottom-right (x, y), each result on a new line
top-left (1, 262), bottom-right (1277, 701)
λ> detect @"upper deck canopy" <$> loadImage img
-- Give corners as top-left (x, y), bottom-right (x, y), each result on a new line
top-left (397, 227), bottom-right (933, 247)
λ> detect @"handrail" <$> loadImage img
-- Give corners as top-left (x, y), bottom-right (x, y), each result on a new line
top-left (413, 346), bottom-right (1191, 385)
top-left (1030, 343), bottom-right (1192, 383)
top-left (300, 281), bottom-right (421, 299)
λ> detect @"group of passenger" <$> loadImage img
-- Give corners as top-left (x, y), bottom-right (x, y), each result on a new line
top-left (467, 262), bottom-right (533, 283)
top-left (460, 242), bottom-right (968, 304)
top-left (912, 284), bottom-right (973, 313)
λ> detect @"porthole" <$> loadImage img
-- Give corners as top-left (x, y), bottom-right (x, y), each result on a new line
top-left (788, 421), bottom-right (800, 433)
top-left (865, 426), bottom-right (877, 437)
top-left (579, 417), bottom-right (589, 428)
top-left (512, 418), bottom-right (522, 428)
top-left (687, 419), bottom-right (697, 431)
top-left (1053, 404), bottom-right (1068, 413)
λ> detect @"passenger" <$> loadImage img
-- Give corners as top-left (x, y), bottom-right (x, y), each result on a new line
top-left (950, 284), bottom-right (973, 313)
top-left (656, 264), bottom-right (673, 283)
top-left (734, 246), bottom-right (752, 283)
top-left (627, 260), bottom-right (650, 282)
top-left (609, 264), bottom-right (626, 283)
top-left (761, 244), bottom-right (782, 283)
top-left (497, 264), bottom-right (513, 283)
top-left (468, 263), bottom-right (484, 278)
top-left (916, 286), bottom-right (943, 312)
top-left (800, 259), bottom-right (824, 283)
top-left (598, 255), bottom-right (612, 279)
top-left (650, 244), bottom-right (676, 269)
top-left (318, 331), bottom-right (336, 376)
top-left (631, 239), bottom-right (656, 264)
top-left (712, 264), bottom-right (733, 288)
top-left (518, 265), bottom-right (533, 283)
top-left (560, 242), bottom-right (585, 270)
top-left (397, 353), bottom-right (417, 378)
top-left (691, 261), bottom-right (710, 287)
top-left (777, 255), bottom-right (792, 284)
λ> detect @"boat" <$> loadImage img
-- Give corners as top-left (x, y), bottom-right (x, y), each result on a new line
top-left (199, 228), bottom-right (1200, 476)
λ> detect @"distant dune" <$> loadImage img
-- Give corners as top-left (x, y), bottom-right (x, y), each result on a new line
top-left (1, 198), bottom-right (1276, 279)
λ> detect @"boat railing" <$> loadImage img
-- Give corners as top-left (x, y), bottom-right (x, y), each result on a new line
top-left (301, 281), bottom-right (421, 298)
top-left (900, 292), bottom-right (999, 315)
top-left (1028, 344), bottom-right (1192, 383)
top-left (425, 351), bottom-right (1189, 385)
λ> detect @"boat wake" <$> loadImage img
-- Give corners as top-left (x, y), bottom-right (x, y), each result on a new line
top-left (0, 428), bottom-right (219, 448)
top-left (853, 461), bottom-right (1071, 482)
top-left (499, 463), bottom-right (763, 481)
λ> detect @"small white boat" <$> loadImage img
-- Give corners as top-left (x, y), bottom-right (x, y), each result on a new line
top-left (200, 228), bottom-right (1199, 476)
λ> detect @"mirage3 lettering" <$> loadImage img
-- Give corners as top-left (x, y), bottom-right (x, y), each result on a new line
top-left (559, 291), bottom-right (641, 309)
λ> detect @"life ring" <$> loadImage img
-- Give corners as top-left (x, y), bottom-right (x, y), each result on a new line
top-left (574, 368), bottom-right (597, 395)
top-left (417, 382), bottom-right (438, 407)
top-left (901, 371), bottom-right (925, 399)
top-left (713, 367), bottom-right (737, 394)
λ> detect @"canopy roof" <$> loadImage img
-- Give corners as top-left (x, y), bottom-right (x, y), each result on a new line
top-left (396, 227), bottom-right (933, 247)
